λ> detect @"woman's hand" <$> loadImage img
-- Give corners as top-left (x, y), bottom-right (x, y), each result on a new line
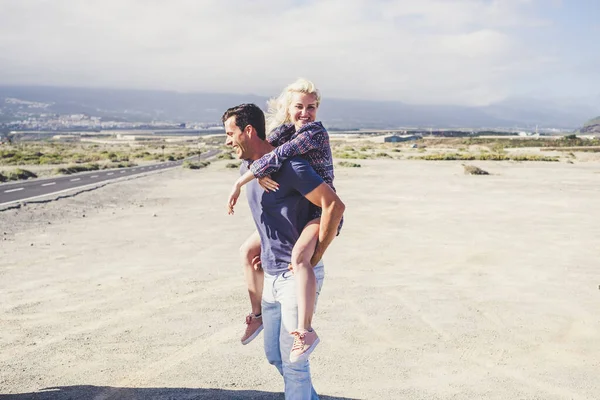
top-left (227, 183), bottom-right (241, 215)
top-left (258, 175), bottom-right (279, 192)
top-left (252, 255), bottom-right (262, 271)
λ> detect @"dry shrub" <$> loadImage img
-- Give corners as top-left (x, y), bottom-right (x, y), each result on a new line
top-left (462, 164), bottom-right (489, 175)
top-left (338, 161), bottom-right (361, 168)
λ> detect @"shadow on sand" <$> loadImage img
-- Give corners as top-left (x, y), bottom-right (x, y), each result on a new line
top-left (0, 385), bottom-right (360, 400)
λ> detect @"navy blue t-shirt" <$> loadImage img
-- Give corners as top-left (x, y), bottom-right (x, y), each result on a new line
top-left (243, 156), bottom-right (324, 275)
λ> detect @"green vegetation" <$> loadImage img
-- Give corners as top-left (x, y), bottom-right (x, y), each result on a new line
top-left (509, 154), bottom-right (560, 162)
top-left (545, 146), bottom-right (600, 153)
top-left (217, 152), bottom-right (235, 160)
top-left (418, 153), bottom-right (559, 162)
top-left (55, 163), bottom-right (101, 174)
top-left (0, 143), bottom-right (203, 167)
top-left (0, 168), bottom-right (38, 182)
top-left (54, 161), bottom-right (138, 175)
top-left (463, 136), bottom-right (600, 148)
top-left (106, 161), bottom-right (137, 169)
top-left (183, 160), bottom-right (210, 169)
top-left (338, 161), bottom-right (361, 168)
top-left (225, 162), bottom-right (241, 169)
top-left (333, 151), bottom-right (369, 159)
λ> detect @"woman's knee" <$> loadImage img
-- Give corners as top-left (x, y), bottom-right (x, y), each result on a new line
top-left (240, 237), bottom-right (260, 262)
top-left (290, 249), bottom-right (311, 269)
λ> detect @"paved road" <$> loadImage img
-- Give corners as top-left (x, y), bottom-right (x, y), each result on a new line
top-left (0, 149), bottom-right (218, 207)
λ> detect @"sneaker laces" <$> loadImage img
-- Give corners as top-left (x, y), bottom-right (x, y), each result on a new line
top-left (290, 330), bottom-right (307, 352)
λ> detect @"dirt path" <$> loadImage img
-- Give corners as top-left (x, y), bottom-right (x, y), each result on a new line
top-left (1, 160), bottom-right (599, 399)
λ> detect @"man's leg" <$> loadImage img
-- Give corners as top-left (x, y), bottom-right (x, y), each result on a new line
top-left (277, 263), bottom-right (325, 400)
top-left (262, 271), bottom-right (283, 375)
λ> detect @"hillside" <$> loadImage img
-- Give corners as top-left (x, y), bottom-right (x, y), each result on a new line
top-left (581, 116), bottom-right (600, 134)
top-left (1, 85), bottom-right (594, 129)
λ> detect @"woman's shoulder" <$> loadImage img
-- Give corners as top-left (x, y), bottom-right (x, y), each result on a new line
top-left (271, 123), bottom-right (295, 135)
top-left (297, 121), bottom-right (328, 135)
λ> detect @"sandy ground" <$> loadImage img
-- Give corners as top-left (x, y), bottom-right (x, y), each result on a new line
top-left (1, 159), bottom-right (599, 400)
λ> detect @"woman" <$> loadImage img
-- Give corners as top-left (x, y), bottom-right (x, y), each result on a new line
top-left (228, 78), bottom-right (342, 363)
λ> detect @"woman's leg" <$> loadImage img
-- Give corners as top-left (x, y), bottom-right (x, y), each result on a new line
top-left (240, 230), bottom-right (264, 344)
top-left (290, 218), bottom-right (320, 331)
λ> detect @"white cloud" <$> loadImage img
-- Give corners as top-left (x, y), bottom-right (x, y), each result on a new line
top-left (0, 0), bottom-right (562, 105)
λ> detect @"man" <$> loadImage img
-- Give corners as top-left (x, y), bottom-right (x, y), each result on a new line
top-left (222, 103), bottom-right (345, 399)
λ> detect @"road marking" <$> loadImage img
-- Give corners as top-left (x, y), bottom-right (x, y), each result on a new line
top-left (4, 188), bottom-right (24, 193)
top-left (0, 163), bottom-right (165, 208)
top-left (42, 182), bottom-right (56, 186)
top-left (120, 171), bottom-right (125, 173)
top-left (70, 178), bottom-right (80, 182)
top-left (107, 173), bottom-right (114, 176)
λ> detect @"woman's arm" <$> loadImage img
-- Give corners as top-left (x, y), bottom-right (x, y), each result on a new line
top-left (250, 122), bottom-right (327, 179)
top-left (227, 167), bottom-right (279, 215)
top-left (227, 169), bottom-right (255, 215)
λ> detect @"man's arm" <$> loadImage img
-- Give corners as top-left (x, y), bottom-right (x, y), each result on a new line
top-left (303, 183), bottom-right (345, 266)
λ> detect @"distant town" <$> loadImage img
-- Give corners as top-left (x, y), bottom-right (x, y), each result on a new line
top-left (2, 88), bottom-right (597, 145)
top-left (0, 110), bottom-right (578, 144)
top-left (0, 107), bottom-right (223, 132)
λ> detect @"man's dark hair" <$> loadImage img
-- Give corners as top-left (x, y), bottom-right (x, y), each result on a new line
top-left (221, 103), bottom-right (266, 140)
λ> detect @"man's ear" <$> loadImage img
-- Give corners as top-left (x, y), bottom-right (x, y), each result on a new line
top-left (244, 124), bottom-right (256, 138)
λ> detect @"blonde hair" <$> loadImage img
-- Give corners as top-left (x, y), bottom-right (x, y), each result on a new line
top-left (265, 78), bottom-right (321, 134)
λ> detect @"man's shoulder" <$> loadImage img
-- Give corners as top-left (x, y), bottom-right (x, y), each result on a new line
top-left (240, 160), bottom-right (250, 174)
top-left (279, 157), bottom-right (323, 195)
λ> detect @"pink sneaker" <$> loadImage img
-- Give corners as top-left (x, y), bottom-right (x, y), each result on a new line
top-left (241, 313), bottom-right (263, 345)
top-left (289, 329), bottom-right (320, 363)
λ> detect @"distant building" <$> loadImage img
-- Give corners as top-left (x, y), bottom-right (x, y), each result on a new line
top-left (52, 134), bottom-right (81, 142)
top-left (384, 134), bottom-right (421, 143)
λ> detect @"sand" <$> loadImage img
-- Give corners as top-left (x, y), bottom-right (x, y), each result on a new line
top-left (1, 159), bottom-right (599, 400)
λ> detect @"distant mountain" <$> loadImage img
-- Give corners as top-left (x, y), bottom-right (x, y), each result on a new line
top-left (1, 85), bottom-right (597, 129)
top-left (580, 116), bottom-right (600, 134)
top-left (481, 97), bottom-right (600, 130)
top-left (0, 85), bottom-right (266, 124)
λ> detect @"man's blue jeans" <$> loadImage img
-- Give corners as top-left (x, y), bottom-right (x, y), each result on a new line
top-left (262, 262), bottom-right (325, 400)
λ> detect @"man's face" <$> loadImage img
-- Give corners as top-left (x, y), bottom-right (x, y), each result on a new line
top-left (224, 116), bottom-right (250, 159)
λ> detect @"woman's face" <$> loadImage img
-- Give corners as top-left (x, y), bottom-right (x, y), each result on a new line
top-left (288, 92), bottom-right (318, 131)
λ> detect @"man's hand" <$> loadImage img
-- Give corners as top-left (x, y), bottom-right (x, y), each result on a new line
top-left (227, 182), bottom-right (241, 215)
top-left (258, 175), bottom-right (279, 192)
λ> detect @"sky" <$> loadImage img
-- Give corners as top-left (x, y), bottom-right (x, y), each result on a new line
top-left (0, 0), bottom-right (598, 106)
